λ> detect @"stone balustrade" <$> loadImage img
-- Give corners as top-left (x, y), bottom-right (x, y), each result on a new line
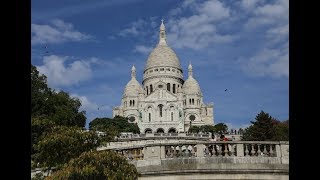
top-left (98, 140), bottom-right (289, 179)
top-left (98, 140), bottom-right (289, 164)
top-left (112, 133), bottom-right (211, 141)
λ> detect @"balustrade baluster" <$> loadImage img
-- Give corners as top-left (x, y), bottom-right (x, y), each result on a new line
top-left (173, 146), bottom-right (177, 158)
top-left (191, 145), bottom-right (195, 157)
top-left (245, 144), bottom-right (249, 156)
top-left (205, 145), bottom-right (210, 157)
top-left (217, 144), bottom-right (222, 157)
top-left (269, 145), bottom-right (274, 157)
top-left (257, 144), bottom-right (262, 156)
top-left (224, 143), bottom-right (229, 156)
top-left (263, 145), bottom-right (267, 156)
top-left (251, 144), bottom-right (256, 156)
top-left (230, 144), bottom-right (234, 157)
top-left (178, 146), bottom-right (182, 157)
top-left (139, 148), bottom-right (143, 159)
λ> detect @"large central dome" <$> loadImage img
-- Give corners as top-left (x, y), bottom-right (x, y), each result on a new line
top-left (145, 44), bottom-right (181, 70)
top-left (144, 20), bottom-right (182, 71)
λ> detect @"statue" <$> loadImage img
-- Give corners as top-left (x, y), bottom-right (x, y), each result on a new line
top-left (138, 110), bottom-right (142, 121)
top-left (179, 109), bottom-right (184, 123)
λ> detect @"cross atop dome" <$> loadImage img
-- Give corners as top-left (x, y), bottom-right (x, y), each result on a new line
top-left (159, 19), bottom-right (167, 45)
top-left (131, 65), bottom-right (136, 78)
top-left (188, 62), bottom-right (193, 77)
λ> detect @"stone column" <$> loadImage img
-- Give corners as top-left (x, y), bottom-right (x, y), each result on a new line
top-left (160, 146), bottom-right (165, 159)
top-left (280, 142), bottom-right (289, 164)
top-left (275, 144), bottom-right (281, 157)
top-left (196, 144), bottom-right (205, 157)
top-left (236, 144), bottom-right (244, 157)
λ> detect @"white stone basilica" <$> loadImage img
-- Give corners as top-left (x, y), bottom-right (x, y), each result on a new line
top-left (113, 20), bottom-right (214, 133)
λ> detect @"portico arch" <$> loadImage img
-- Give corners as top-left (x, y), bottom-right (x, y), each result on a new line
top-left (144, 128), bottom-right (152, 134)
top-left (168, 128), bottom-right (176, 133)
top-left (156, 128), bottom-right (165, 133)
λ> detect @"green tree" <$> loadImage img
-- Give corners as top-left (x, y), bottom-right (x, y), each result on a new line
top-left (214, 123), bottom-right (228, 134)
top-left (47, 151), bottom-right (139, 180)
top-left (238, 128), bottom-right (244, 134)
top-left (31, 65), bottom-right (51, 117)
top-left (31, 117), bottom-right (56, 155)
top-left (44, 91), bottom-right (86, 127)
top-left (33, 126), bottom-right (101, 169)
top-left (272, 120), bottom-right (289, 141)
top-left (242, 111), bottom-right (276, 141)
top-left (188, 126), bottom-right (200, 133)
top-left (200, 125), bottom-right (216, 134)
top-left (89, 116), bottom-right (140, 136)
top-left (31, 64), bottom-right (86, 127)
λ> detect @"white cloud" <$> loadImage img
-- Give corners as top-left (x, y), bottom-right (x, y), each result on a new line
top-left (71, 94), bottom-right (110, 112)
top-left (245, 0), bottom-right (288, 29)
top-left (240, 0), bottom-right (259, 10)
top-left (197, 0), bottom-right (230, 21)
top-left (166, 0), bottom-right (234, 50)
top-left (267, 24), bottom-right (288, 36)
top-left (37, 55), bottom-right (93, 87)
top-left (133, 45), bottom-right (153, 54)
top-left (239, 0), bottom-right (288, 79)
top-left (32, 19), bottom-right (93, 45)
top-left (242, 47), bottom-right (288, 78)
top-left (118, 19), bottom-right (148, 37)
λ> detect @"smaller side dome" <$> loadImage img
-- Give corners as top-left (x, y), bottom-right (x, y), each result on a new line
top-left (183, 62), bottom-right (202, 96)
top-left (182, 77), bottom-right (202, 96)
top-left (123, 65), bottom-right (143, 97)
top-left (123, 78), bottom-right (143, 97)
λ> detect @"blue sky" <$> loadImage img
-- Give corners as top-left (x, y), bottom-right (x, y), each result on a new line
top-left (31, 0), bottom-right (288, 130)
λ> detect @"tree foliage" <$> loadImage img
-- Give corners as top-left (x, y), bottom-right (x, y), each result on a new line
top-left (47, 150), bottom-right (139, 180)
top-left (272, 120), bottom-right (289, 141)
top-left (241, 111), bottom-right (289, 141)
top-left (214, 123), bottom-right (228, 134)
top-left (188, 126), bottom-right (201, 133)
top-left (31, 117), bottom-right (56, 154)
top-left (89, 116), bottom-right (140, 136)
top-left (31, 64), bottom-right (86, 127)
top-left (33, 126), bottom-right (101, 169)
top-left (31, 65), bottom-right (51, 117)
top-left (188, 123), bottom-right (228, 135)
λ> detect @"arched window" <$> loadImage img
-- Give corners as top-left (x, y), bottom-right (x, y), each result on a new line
top-left (158, 104), bottom-right (163, 117)
top-left (149, 113), bottom-right (151, 122)
top-left (168, 128), bottom-right (176, 133)
top-left (173, 84), bottom-right (176, 93)
top-left (189, 99), bottom-right (191, 105)
top-left (146, 86), bottom-right (148, 95)
top-left (167, 83), bottom-right (170, 92)
top-left (197, 99), bottom-right (200, 105)
top-left (189, 115), bottom-right (196, 121)
top-left (129, 116), bottom-right (135, 122)
top-left (145, 128), bottom-right (152, 134)
top-left (133, 100), bottom-right (135, 106)
top-left (171, 112), bottom-right (173, 121)
top-left (192, 99), bottom-right (194, 105)
top-left (130, 100), bottom-right (132, 106)
top-left (150, 84), bottom-right (153, 93)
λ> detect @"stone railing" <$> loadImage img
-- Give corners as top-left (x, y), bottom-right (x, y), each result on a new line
top-left (98, 140), bottom-right (289, 164)
top-left (113, 133), bottom-right (211, 141)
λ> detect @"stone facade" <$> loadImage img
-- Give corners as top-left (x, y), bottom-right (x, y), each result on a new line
top-left (113, 20), bottom-right (214, 133)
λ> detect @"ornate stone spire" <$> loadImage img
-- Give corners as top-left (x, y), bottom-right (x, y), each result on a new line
top-left (188, 62), bottom-right (193, 77)
top-left (158, 19), bottom-right (167, 45)
top-left (131, 65), bottom-right (136, 78)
